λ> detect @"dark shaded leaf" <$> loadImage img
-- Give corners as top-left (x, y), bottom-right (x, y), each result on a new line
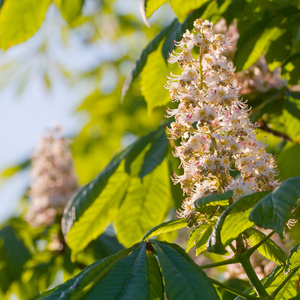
top-left (153, 241), bottom-right (220, 300)
top-left (147, 252), bottom-right (164, 300)
top-left (194, 190), bottom-right (233, 210)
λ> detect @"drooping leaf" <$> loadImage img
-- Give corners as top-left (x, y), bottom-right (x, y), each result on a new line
top-left (0, 0), bottom-right (51, 49)
top-left (140, 44), bottom-right (171, 113)
top-left (245, 228), bottom-right (286, 265)
top-left (207, 191), bottom-right (270, 254)
top-left (0, 226), bottom-right (31, 293)
top-left (285, 244), bottom-right (300, 274)
top-left (153, 241), bottom-right (220, 300)
top-left (186, 223), bottom-right (212, 255)
top-left (194, 190), bottom-right (233, 210)
top-left (147, 252), bottom-right (164, 300)
top-left (115, 160), bottom-right (170, 247)
top-left (142, 218), bottom-right (188, 241)
top-left (36, 243), bottom-right (140, 299)
top-left (249, 177), bottom-right (300, 237)
top-left (65, 163), bottom-right (130, 259)
top-left (55, 0), bottom-right (84, 24)
top-left (122, 19), bottom-right (177, 100)
top-left (139, 126), bottom-right (169, 178)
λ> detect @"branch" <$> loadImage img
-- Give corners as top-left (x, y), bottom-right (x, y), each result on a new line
top-left (257, 121), bottom-right (292, 142)
top-left (200, 257), bottom-right (238, 269)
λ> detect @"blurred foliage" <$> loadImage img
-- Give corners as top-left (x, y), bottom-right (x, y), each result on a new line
top-left (0, 0), bottom-right (300, 299)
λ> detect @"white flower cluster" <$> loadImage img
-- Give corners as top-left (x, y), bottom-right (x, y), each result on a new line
top-left (166, 19), bottom-right (279, 218)
top-left (26, 128), bottom-right (78, 227)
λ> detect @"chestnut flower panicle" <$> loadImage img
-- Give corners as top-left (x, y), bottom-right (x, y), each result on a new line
top-left (165, 19), bottom-right (279, 218)
top-left (26, 128), bottom-right (78, 227)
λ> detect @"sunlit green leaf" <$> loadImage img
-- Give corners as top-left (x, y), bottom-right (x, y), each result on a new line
top-left (245, 228), bottom-right (285, 265)
top-left (140, 45), bottom-right (171, 113)
top-left (0, 0), bottom-right (51, 49)
top-left (141, 0), bottom-right (168, 24)
top-left (249, 177), bottom-right (300, 237)
top-left (194, 190), bottom-right (232, 210)
top-left (115, 160), bottom-right (170, 247)
top-left (122, 19), bottom-right (177, 100)
top-left (285, 244), bottom-right (300, 274)
top-left (207, 191), bottom-right (270, 254)
top-left (168, 0), bottom-right (210, 23)
top-left (187, 223), bottom-right (212, 255)
top-left (66, 163), bottom-right (130, 259)
top-left (143, 218), bottom-right (187, 241)
top-left (153, 241), bottom-right (220, 300)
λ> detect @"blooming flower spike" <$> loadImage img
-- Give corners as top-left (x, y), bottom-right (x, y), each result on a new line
top-left (165, 19), bottom-right (279, 219)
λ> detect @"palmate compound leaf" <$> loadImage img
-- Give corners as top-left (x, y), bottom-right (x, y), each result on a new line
top-left (142, 218), bottom-right (188, 241)
top-left (207, 191), bottom-right (270, 254)
top-left (186, 223), bottom-right (213, 255)
top-left (245, 228), bottom-right (286, 265)
top-left (62, 125), bottom-right (170, 256)
top-left (37, 243), bottom-right (155, 300)
top-left (114, 159), bottom-right (170, 247)
top-left (249, 177), bottom-right (300, 238)
top-left (153, 241), bottom-right (220, 300)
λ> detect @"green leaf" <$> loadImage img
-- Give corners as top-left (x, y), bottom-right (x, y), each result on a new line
top-left (0, 0), bottom-right (51, 49)
top-left (36, 243), bottom-right (140, 299)
top-left (140, 0), bottom-right (168, 25)
top-left (1, 158), bottom-right (30, 178)
top-left (121, 19), bottom-right (177, 100)
top-left (142, 218), bottom-right (188, 241)
top-left (161, 2), bottom-right (211, 61)
top-left (245, 228), bottom-right (286, 265)
top-left (234, 19), bottom-right (272, 71)
top-left (194, 190), bottom-right (232, 210)
top-left (0, 226), bottom-right (31, 293)
top-left (147, 253), bottom-right (164, 300)
top-left (55, 0), bottom-right (84, 24)
top-left (153, 241), bottom-right (220, 300)
top-left (65, 162), bottom-right (130, 259)
top-left (83, 243), bottom-right (149, 299)
top-left (266, 267), bottom-right (300, 299)
top-left (187, 223), bottom-right (212, 255)
top-left (140, 45), bottom-right (171, 113)
top-left (285, 244), bottom-right (300, 274)
top-left (139, 127), bottom-right (169, 178)
top-left (249, 177), bottom-right (300, 237)
top-left (115, 160), bottom-right (170, 247)
top-left (276, 143), bottom-right (300, 180)
top-left (207, 191), bottom-right (270, 254)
